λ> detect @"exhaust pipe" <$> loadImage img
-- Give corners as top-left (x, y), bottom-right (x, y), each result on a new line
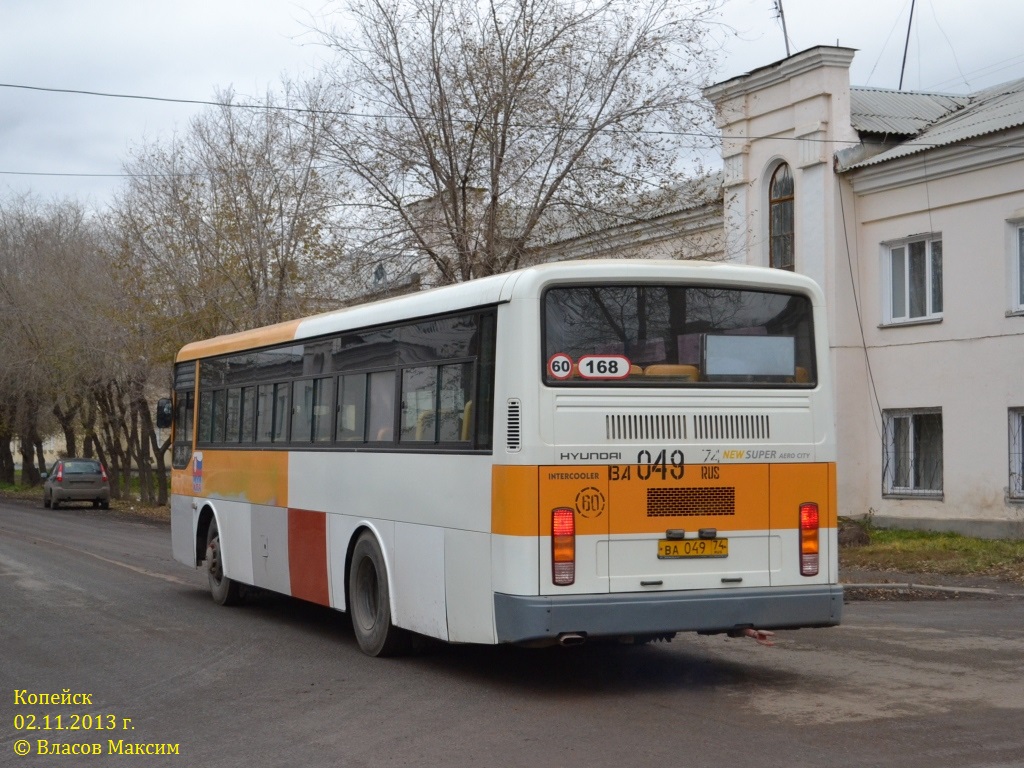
top-left (558, 632), bottom-right (586, 647)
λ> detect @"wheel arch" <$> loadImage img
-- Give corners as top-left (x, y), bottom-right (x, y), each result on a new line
top-left (195, 503), bottom-right (217, 565)
top-left (343, 523), bottom-right (397, 618)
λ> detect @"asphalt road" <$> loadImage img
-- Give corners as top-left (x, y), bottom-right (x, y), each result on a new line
top-left (2, 499), bottom-right (1022, 768)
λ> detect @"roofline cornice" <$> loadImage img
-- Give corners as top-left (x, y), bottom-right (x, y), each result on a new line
top-left (704, 46), bottom-right (856, 105)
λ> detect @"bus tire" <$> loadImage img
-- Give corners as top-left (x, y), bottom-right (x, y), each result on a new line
top-left (206, 518), bottom-right (241, 606)
top-left (348, 532), bottom-right (410, 657)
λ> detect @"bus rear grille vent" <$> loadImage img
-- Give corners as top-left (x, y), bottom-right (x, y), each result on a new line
top-left (693, 414), bottom-right (770, 441)
top-left (606, 414), bottom-right (686, 441)
top-left (647, 487), bottom-right (736, 517)
top-left (506, 399), bottom-right (522, 452)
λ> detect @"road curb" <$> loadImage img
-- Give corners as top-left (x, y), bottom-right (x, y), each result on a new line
top-left (843, 582), bottom-right (1024, 598)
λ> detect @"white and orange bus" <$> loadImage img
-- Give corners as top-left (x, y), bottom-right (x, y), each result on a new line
top-left (162, 259), bottom-right (841, 655)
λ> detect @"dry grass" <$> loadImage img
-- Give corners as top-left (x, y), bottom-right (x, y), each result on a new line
top-left (840, 525), bottom-right (1024, 585)
top-left (0, 483), bottom-right (170, 523)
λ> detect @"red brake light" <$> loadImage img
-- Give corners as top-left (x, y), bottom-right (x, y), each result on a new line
top-left (552, 507), bottom-right (575, 586)
top-left (100, 464), bottom-right (108, 483)
top-left (55, 464), bottom-right (63, 483)
top-left (799, 502), bottom-right (820, 576)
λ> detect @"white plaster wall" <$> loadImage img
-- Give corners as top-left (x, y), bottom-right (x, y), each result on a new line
top-left (708, 47), bottom-right (1024, 529)
top-left (846, 158), bottom-right (1024, 524)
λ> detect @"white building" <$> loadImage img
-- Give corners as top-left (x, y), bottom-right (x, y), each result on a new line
top-left (704, 46), bottom-right (1024, 537)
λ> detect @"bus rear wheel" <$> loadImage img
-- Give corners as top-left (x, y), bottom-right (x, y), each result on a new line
top-left (348, 532), bottom-right (410, 657)
top-left (206, 519), bottom-right (241, 606)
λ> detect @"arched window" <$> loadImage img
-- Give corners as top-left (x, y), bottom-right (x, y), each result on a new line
top-left (769, 163), bottom-right (794, 271)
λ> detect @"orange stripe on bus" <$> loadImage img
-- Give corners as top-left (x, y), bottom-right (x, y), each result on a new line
top-left (769, 463), bottom-right (833, 531)
top-left (493, 462), bottom-right (836, 536)
top-left (288, 508), bottom-right (330, 607)
top-left (200, 450), bottom-right (289, 507)
top-left (602, 464), bottom-right (771, 535)
top-left (491, 466), bottom-right (539, 536)
top-left (176, 318), bottom-right (303, 362)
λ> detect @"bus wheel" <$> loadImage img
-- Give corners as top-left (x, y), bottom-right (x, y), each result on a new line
top-left (348, 532), bottom-right (410, 657)
top-left (206, 519), bottom-right (241, 606)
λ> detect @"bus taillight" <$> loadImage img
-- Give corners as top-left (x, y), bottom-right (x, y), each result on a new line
top-left (799, 502), bottom-right (820, 576)
top-left (552, 507), bottom-right (575, 586)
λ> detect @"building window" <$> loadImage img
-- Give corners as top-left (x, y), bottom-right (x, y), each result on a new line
top-left (1014, 225), bottom-right (1024, 312)
top-left (883, 409), bottom-right (943, 497)
top-left (769, 163), bottom-right (794, 271)
top-left (1010, 408), bottom-right (1024, 501)
top-left (884, 235), bottom-right (943, 323)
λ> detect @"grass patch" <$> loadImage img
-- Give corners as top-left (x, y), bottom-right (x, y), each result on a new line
top-left (840, 527), bottom-right (1024, 584)
top-left (0, 480), bottom-right (169, 523)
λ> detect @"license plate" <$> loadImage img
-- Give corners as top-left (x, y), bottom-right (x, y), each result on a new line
top-left (658, 538), bottom-right (729, 559)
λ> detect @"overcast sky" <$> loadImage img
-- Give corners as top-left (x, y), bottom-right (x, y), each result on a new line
top-left (1, 0), bottom-right (1022, 207)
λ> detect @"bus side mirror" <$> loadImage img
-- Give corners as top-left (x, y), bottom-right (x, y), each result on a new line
top-left (156, 398), bottom-right (173, 429)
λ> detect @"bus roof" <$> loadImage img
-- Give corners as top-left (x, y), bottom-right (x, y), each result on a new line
top-left (175, 259), bottom-right (823, 362)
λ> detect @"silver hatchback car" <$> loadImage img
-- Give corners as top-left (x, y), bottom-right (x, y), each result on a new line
top-left (43, 459), bottom-right (111, 509)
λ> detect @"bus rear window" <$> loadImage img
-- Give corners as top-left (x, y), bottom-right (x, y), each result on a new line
top-left (543, 285), bottom-right (816, 387)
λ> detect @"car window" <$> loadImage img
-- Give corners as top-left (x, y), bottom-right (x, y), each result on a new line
top-left (64, 460), bottom-right (100, 474)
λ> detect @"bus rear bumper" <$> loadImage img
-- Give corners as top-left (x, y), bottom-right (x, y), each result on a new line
top-left (494, 584), bottom-right (843, 644)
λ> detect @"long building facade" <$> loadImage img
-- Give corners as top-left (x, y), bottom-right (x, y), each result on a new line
top-left (704, 47), bottom-right (1024, 537)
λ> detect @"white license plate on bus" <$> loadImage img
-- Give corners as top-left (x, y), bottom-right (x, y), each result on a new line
top-left (657, 539), bottom-right (729, 559)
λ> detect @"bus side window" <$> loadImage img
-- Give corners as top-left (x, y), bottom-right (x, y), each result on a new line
top-left (272, 383), bottom-right (290, 442)
top-left (256, 384), bottom-right (275, 443)
top-left (473, 312), bottom-right (497, 449)
top-left (337, 374), bottom-right (367, 442)
top-left (197, 392), bottom-right (213, 444)
top-left (367, 371), bottom-right (395, 442)
top-left (240, 386), bottom-right (256, 443)
top-left (291, 379), bottom-right (314, 442)
top-left (312, 377), bottom-right (335, 443)
top-left (401, 367), bottom-right (438, 443)
top-left (439, 362), bottom-right (472, 443)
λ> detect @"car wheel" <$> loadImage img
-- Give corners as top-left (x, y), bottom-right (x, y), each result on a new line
top-left (43, 491), bottom-right (51, 509)
top-left (51, 493), bottom-right (60, 509)
top-left (100, 500), bottom-right (109, 510)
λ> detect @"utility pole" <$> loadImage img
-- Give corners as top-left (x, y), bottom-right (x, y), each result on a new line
top-left (899, 0), bottom-right (916, 90)
top-left (775, 1), bottom-right (791, 57)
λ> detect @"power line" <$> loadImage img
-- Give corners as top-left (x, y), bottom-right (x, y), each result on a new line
top-left (0, 79), bottom-right (722, 139)
top-left (0, 82), bottom-right (273, 112)
top-left (6, 127), bottom-right (1024, 181)
top-left (3, 77), bottom-right (1024, 182)
top-left (0, 170), bottom-right (169, 179)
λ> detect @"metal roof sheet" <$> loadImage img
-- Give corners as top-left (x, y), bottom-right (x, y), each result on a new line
top-left (848, 78), bottom-right (1024, 169)
top-left (850, 88), bottom-right (969, 135)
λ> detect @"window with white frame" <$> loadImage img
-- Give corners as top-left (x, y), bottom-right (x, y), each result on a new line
top-left (1014, 225), bottom-right (1024, 312)
top-left (883, 409), bottom-right (943, 497)
top-left (884, 235), bottom-right (943, 323)
top-left (1010, 408), bottom-right (1024, 501)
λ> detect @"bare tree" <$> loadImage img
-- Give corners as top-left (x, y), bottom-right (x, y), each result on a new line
top-left (0, 195), bottom-right (115, 483)
top-left (103, 81), bottom-right (356, 504)
top-left (111, 80), bottom-right (352, 346)
top-left (315, 0), bottom-right (720, 286)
